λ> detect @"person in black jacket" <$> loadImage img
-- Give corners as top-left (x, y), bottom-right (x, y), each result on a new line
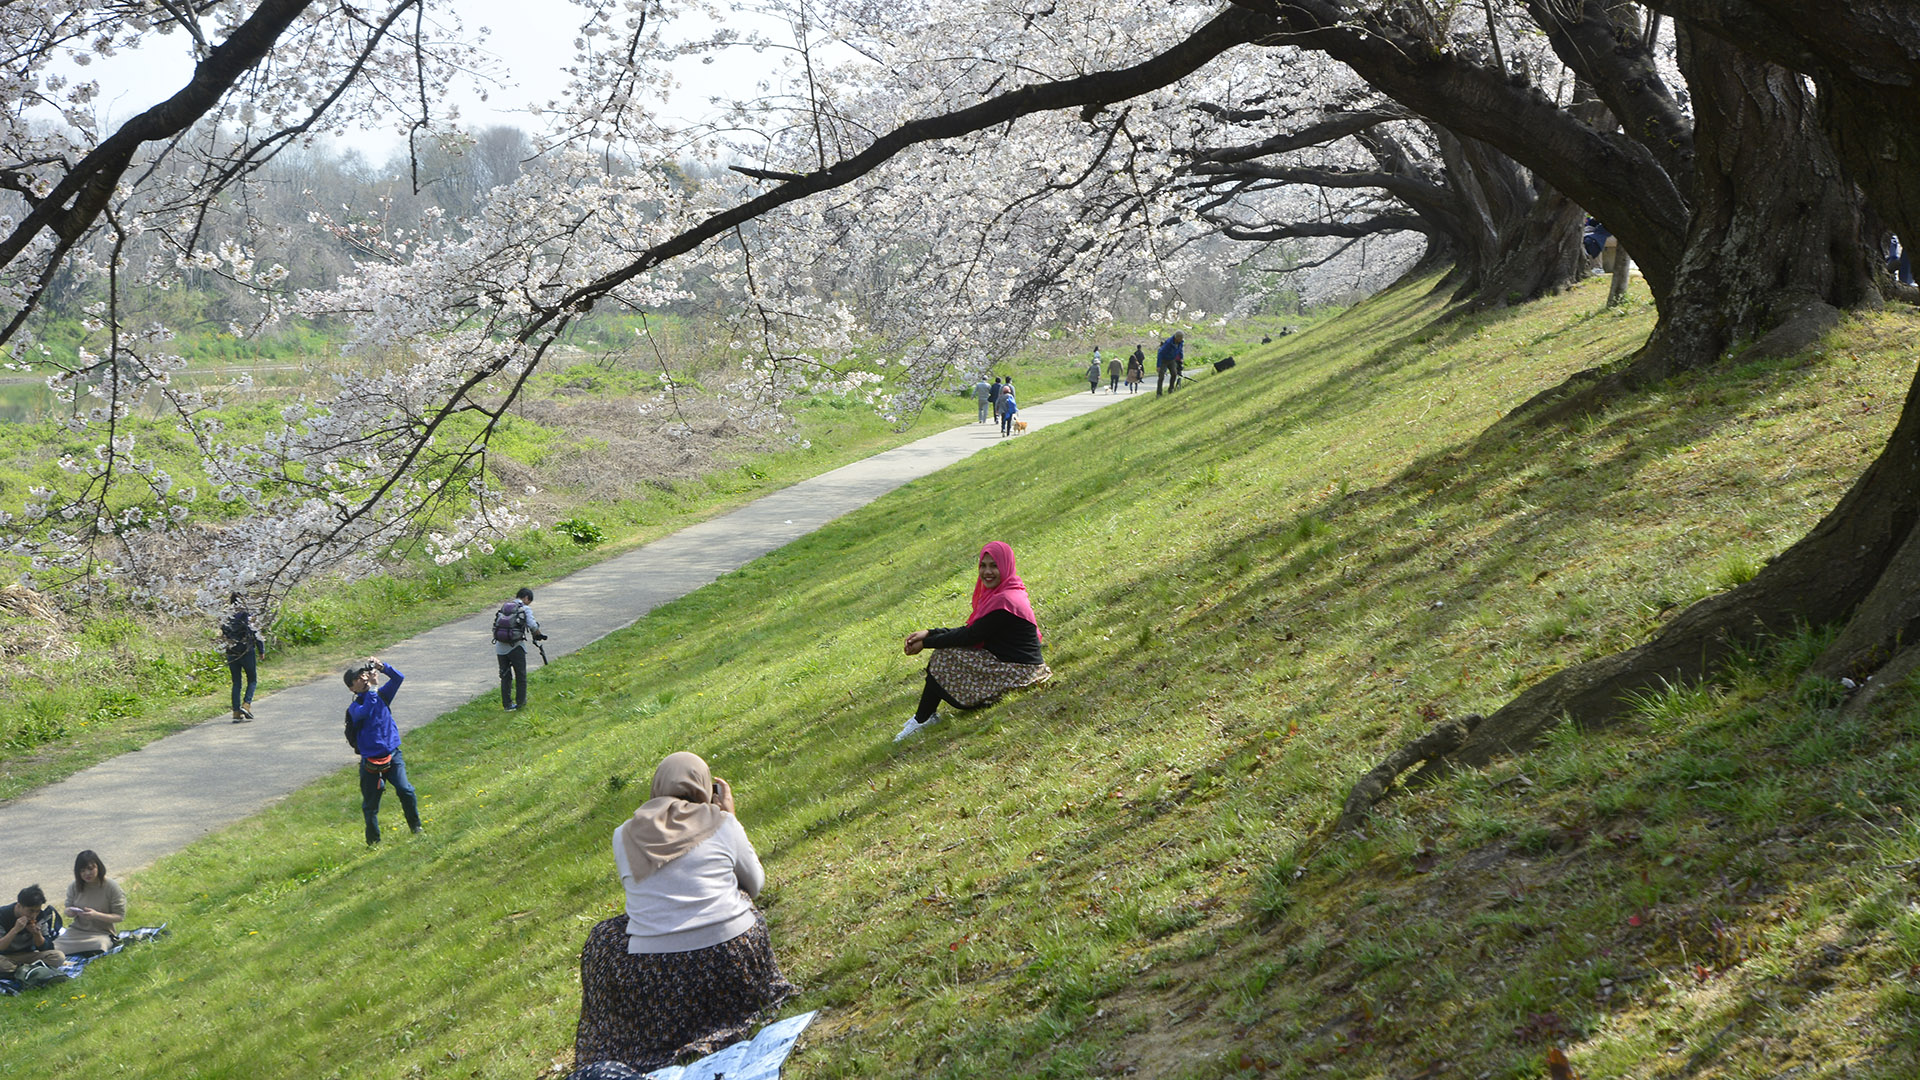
top-left (221, 592), bottom-right (266, 722)
top-left (895, 541), bottom-right (1052, 742)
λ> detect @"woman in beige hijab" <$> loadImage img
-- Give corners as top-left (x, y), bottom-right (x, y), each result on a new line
top-left (572, 752), bottom-right (795, 1076)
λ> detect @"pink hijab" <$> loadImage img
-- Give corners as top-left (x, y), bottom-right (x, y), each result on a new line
top-left (969, 541), bottom-right (1042, 641)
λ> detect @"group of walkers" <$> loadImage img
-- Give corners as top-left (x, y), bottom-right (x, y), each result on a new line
top-left (973, 375), bottom-right (1022, 436)
top-left (0, 851), bottom-right (128, 984)
top-left (1085, 343), bottom-right (1153, 394)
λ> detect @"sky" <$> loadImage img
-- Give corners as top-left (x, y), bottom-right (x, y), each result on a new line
top-left (72, 0), bottom-right (793, 158)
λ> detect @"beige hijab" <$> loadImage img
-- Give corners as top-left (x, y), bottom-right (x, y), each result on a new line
top-left (619, 751), bottom-right (727, 883)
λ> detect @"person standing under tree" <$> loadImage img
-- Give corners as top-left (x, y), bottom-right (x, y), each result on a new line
top-left (493, 587), bottom-right (545, 711)
top-left (989, 376), bottom-right (1004, 424)
top-left (221, 592), bottom-right (265, 722)
top-left (973, 374), bottom-right (991, 423)
top-left (343, 658), bottom-right (423, 845)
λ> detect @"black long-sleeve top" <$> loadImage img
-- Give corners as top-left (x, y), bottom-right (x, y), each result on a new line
top-left (923, 609), bottom-right (1044, 665)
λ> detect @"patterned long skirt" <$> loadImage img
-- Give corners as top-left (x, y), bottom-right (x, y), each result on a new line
top-left (573, 910), bottom-right (796, 1073)
top-left (927, 648), bottom-right (1052, 709)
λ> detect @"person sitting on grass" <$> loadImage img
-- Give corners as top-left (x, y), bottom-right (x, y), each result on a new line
top-left (571, 752), bottom-right (795, 1079)
top-left (895, 540), bottom-right (1052, 742)
top-left (0, 884), bottom-right (64, 977)
top-left (56, 850), bottom-right (125, 956)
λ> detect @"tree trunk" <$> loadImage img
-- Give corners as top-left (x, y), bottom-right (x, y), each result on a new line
top-left (1424, 356), bottom-right (1920, 775)
top-left (1620, 26), bottom-right (1876, 382)
top-left (1433, 132), bottom-right (1588, 311)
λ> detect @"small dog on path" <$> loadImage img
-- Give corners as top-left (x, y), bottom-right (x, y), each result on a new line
top-left (1014, 419), bottom-right (1029, 433)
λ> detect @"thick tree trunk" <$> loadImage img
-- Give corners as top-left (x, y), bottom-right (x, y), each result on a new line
top-left (1434, 133), bottom-right (1588, 310)
top-left (1621, 27), bottom-right (1876, 381)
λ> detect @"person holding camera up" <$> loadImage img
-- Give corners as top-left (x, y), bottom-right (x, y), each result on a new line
top-left (492, 587), bottom-right (546, 711)
top-left (572, 752), bottom-right (794, 1075)
top-left (342, 657), bottom-right (423, 845)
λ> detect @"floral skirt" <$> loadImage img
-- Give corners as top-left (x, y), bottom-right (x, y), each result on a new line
top-left (573, 909), bottom-right (796, 1073)
top-left (928, 648), bottom-right (1052, 708)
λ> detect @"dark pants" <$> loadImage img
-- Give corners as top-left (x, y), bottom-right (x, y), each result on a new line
top-left (917, 672), bottom-right (957, 721)
top-left (227, 649), bottom-right (257, 711)
top-left (1156, 365), bottom-right (1168, 395)
top-left (1001, 409), bottom-right (1015, 435)
top-left (1109, 374), bottom-right (1119, 391)
top-left (360, 748), bottom-right (421, 843)
top-left (498, 646), bottom-right (528, 708)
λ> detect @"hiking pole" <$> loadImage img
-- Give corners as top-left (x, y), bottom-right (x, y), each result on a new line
top-left (534, 637), bottom-right (550, 666)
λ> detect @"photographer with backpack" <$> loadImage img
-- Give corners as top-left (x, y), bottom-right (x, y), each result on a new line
top-left (493, 587), bottom-right (546, 711)
top-left (220, 592), bottom-right (266, 723)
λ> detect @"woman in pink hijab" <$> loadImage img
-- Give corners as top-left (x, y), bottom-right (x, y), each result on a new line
top-left (896, 541), bottom-right (1052, 741)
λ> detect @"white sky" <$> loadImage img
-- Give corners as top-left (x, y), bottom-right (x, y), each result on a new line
top-left (73, 0), bottom-right (793, 158)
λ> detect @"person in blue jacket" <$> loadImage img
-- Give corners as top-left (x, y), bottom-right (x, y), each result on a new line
top-left (1156, 331), bottom-right (1184, 396)
top-left (343, 657), bottom-right (424, 845)
top-left (999, 381), bottom-right (1019, 437)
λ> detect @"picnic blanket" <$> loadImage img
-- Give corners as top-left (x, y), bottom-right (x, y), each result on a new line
top-left (0, 924), bottom-right (167, 995)
top-left (569, 1011), bottom-right (819, 1080)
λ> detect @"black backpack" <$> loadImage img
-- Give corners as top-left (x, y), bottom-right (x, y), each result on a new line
top-left (220, 611), bottom-right (253, 659)
top-left (492, 601), bottom-right (528, 644)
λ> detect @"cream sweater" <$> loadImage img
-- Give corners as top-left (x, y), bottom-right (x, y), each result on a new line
top-left (613, 814), bottom-right (764, 954)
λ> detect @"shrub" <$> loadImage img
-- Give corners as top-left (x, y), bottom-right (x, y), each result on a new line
top-left (275, 609), bottom-right (333, 646)
top-left (553, 517), bottom-right (608, 547)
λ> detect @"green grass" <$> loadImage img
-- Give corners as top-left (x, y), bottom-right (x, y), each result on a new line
top-left (11, 273), bottom-right (1920, 1079)
top-left (0, 320), bottom-right (1222, 801)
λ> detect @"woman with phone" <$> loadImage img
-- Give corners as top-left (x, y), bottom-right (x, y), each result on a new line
top-left (572, 752), bottom-right (794, 1075)
top-left (57, 850), bottom-right (125, 955)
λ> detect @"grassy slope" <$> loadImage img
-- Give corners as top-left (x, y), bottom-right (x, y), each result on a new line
top-left (12, 276), bottom-right (1920, 1080)
top-left (0, 337), bottom-right (1157, 801)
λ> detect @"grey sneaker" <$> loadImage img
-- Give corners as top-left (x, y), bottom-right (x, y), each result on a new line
top-left (894, 713), bottom-right (939, 742)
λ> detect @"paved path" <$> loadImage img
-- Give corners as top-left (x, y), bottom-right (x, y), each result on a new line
top-left (0, 389), bottom-right (1134, 891)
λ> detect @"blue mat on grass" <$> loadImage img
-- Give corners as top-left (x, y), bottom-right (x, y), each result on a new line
top-left (0, 924), bottom-right (166, 995)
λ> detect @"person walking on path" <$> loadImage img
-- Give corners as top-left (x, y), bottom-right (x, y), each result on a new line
top-left (999, 381), bottom-right (1019, 437)
top-left (1156, 332), bottom-right (1184, 397)
top-left (896, 541), bottom-right (1051, 742)
top-left (493, 587), bottom-right (545, 711)
top-left (989, 377), bottom-right (1004, 424)
top-left (1085, 358), bottom-right (1101, 394)
top-left (342, 657), bottom-right (423, 845)
top-left (1107, 355), bottom-right (1122, 393)
top-left (1127, 347), bottom-right (1144, 393)
top-left (221, 592), bottom-right (265, 722)
top-left (972, 375), bottom-right (991, 423)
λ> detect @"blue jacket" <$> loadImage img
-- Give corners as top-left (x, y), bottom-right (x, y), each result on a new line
top-left (1157, 336), bottom-right (1183, 369)
top-left (1001, 390), bottom-right (1017, 416)
top-left (346, 662), bottom-right (404, 759)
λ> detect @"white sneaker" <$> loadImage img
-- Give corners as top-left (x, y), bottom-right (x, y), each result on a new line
top-left (894, 713), bottom-right (939, 742)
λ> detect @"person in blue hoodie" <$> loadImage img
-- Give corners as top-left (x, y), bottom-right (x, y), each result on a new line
top-left (999, 381), bottom-right (1018, 437)
top-left (343, 657), bottom-right (424, 845)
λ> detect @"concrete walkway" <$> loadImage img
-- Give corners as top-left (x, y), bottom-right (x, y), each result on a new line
top-left (0, 389), bottom-right (1134, 891)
